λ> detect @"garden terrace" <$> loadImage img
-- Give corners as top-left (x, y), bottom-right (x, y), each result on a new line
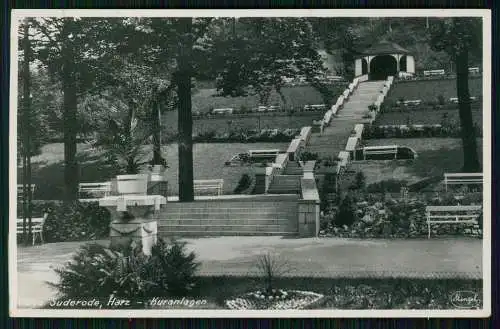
top-left (19, 142), bottom-right (290, 200)
top-left (385, 76), bottom-right (482, 103)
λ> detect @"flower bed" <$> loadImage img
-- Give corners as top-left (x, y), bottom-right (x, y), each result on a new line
top-left (226, 289), bottom-right (324, 310)
top-left (362, 124), bottom-right (482, 139)
top-left (319, 192), bottom-right (483, 239)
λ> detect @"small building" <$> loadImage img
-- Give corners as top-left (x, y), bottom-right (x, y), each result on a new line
top-left (354, 40), bottom-right (415, 80)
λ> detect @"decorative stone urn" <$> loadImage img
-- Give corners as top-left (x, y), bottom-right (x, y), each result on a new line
top-left (99, 174), bottom-right (166, 255)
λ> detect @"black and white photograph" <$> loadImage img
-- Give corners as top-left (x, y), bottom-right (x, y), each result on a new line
top-left (9, 9), bottom-right (491, 317)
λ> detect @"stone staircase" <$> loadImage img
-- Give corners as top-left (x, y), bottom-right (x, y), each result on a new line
top-left (158, 195), bottom-right (299, 237)
top-left (267, 174), bottom-right (301, 194)
top-left (282, 161), bottom-right (303, 175)
top-left (306, 80), bottom-right (386, 158)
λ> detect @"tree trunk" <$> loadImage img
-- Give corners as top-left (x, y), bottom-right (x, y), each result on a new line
top-left (455, 50), bottom-right (480, 172)
top-left (61, 19), bottom-right (79, 201)
top-left (22, 22), bottom-right (33, 245)
top-left (176, 18), bottom-right (194, 202)
top-left (151, 99), bottom-right (164, 165)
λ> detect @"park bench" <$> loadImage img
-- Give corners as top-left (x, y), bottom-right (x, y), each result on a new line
top-left (449, 96), bottom-right (476, 104)
top-left (362, 145), bottom-right (398, 160)
top-left (17, 213), bottom-right (48, 245)
top-left (444, 173), bottom-right (483, 192)
top-left (194, 179), bottom-right (224, 196)
top-left (403, 100), bottom-right (422, 106)
top-left (17, 184), bottom-right (36, 199)
top-left (468, 67), bottom-right (480, 74)
top-left (78, 182), bottom-right (113, 199)
top-left (423, 69), bottom-right (445, 76)
top-left (425, 205), bottom-right (482, 238)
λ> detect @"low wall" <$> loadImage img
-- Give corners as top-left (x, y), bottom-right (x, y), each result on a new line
top-left (299, 162), bottom-right (320, 237)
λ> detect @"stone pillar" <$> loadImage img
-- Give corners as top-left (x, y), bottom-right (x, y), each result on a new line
top-left (109, 218), bottom-right (158, 255)
top-left (407, 55), bottom-right (415, 74)
top-left (100, 195), bottom-right (166, 255)
top-left (298, 199), bottom-right (320, 237)
top-left (355, 58), bottom-right (362, 76)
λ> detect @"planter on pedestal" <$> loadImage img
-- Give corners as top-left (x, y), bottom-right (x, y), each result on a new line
top-left (99, 174), bottom-right (166, 255)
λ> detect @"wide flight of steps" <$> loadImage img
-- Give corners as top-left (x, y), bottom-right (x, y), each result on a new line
top-left (158, 195), bottom-right (299, 237)
top-left (306, 80), bottom-right (386, 158)
top-left (266, 175), bottom-right (301, 194)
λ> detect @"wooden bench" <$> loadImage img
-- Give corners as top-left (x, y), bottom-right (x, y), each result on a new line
top-left (362, 145), bottom-right (398, 160)
top-left (425, 205), bottom-right (482, 238)
top-left (78, 182), bottom-right (112, 199)
top-left (423, 69), bottom-right (445, 76)
top-left (17, 184), bottom-right (36, 199)
top-left (449, 96), bottom-right (476, 104)
top-left (468, 67), bottom-right (480, 74)
top-left (17, 213), bottom-right (48, 245)
top-left (444, 173), bottom-right (483, 192)
top-left (194, 179), bottom-right (224, 196)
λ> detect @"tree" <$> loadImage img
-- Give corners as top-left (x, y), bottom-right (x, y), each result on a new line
top-left (31, 17), bottom-right (135, 200)
top-left (430, 17), bottom-right (482, 172)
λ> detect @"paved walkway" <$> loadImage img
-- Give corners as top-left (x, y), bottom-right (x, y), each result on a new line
top-left (15, 237), bottom-right (482, 308)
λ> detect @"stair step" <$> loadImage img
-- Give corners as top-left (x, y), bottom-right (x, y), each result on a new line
top-left (160, 219), bottom-right (293, 225)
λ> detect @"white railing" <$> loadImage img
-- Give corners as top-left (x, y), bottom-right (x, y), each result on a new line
top-left (78, 182), bottom-right (112, 199)
top-left (354, 124), bottom-right (364, 139)
top-left (299, 126), bottom-right (312, 145)
top-left (287, 138), bottom-right (303, 159)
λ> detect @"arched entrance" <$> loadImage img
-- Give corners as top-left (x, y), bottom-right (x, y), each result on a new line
top-left (369, 55), bottom-right (397, 80)
top-left (399, 55), bottom-right (407, 72)
top-left (361, 58), bottom-right (368, 75)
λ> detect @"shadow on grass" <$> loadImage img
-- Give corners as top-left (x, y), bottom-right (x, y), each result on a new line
top-left (408, 146), bottom-right (483, 179)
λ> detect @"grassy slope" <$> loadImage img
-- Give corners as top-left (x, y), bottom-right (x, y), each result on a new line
top-left (352, 138), bottom-right (484, 185)
top-left (386, 76), bottom-right (483, 102)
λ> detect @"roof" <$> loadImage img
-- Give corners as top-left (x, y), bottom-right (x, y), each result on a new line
top-left (361, 40), bottom-right (411, 55)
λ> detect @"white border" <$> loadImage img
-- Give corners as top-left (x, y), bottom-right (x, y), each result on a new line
top-left (9, 9), bottom-right (492, 318)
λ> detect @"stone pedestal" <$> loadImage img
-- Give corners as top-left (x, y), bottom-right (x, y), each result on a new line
top-left (298, 199), bottom-right (320, 237)
top-left (99, 194), bottom-right (166, 255)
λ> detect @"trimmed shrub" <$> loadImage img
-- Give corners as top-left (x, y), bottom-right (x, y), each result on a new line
top-left (234, 174), bottom-right (253, 194)
top-left (299, 151), bottom-right (319, 162)
top-left (335, 195), bottom-right (356, 227)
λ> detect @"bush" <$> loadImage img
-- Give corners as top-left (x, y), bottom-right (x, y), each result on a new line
top-left (335, 195), bottom-right (356, 227)
top-left (234, 173), bottom-right (253, 194)
top-left (352, 172), bottom-right (366, 190)
top-left (147, 239), bottom-right (200, 297)
top-left (366, 180), bottom-right (408, 193)
top-left (17, 201), bottom-right (110, 242)
top-left (299, 151), bottom-right (319, 162)
top-left (50, 239), bottom-right (200, 301)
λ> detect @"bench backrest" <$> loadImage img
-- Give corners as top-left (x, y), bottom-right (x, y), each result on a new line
top-left (16, 213), bottom-right (48, 232)
top-left (423, 69), bottom-right (445, 76)
top-left (444, 173), bottom-right (483, 183)
top-left (194, 179), bottom-right (223, 187)
top-left (17, 184), bottom-right (36, 196)
top-left (79, 182), bottom-right (112, 191)
top-left (426, 205), bottom-right (482, 222)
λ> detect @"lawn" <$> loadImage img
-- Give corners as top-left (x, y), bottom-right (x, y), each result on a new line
top-left (21, 142), bottom-right (290, 200)
top-left (374, 108), bottom-right (483, 127)
top-left (351, 138), bottom-right (484, 185)
top-left (191, 85), bottom-right (345, 113)
top-left (386, 76), bottom-right (482, 103)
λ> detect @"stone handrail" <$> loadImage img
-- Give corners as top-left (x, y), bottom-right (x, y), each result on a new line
top-left (287, 138), bottom-right (303, 159)
top-left (299, 126), bottom-right (312, 145)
